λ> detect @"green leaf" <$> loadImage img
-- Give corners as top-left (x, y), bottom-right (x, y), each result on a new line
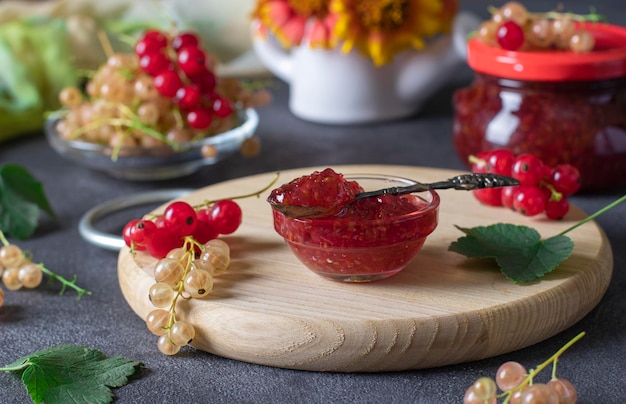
top-left (449, 223), bottom-right (574, 282)
top-left (1, 345), bottom-right (143, 404)
top-left (0, 163), bottom-right (56, 239)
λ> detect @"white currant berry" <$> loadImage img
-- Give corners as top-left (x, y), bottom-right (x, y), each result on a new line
top-left (148, 282), bottom-right (175, 308)
top-left (157, 334), bottom-right (180, 355)
top-left (18, 263), bottom-right (43, 289)
top-left (153, 258), bottom-right (184, 286)
top-left (2, 267), bottom-right (23, 291)
top-left (183, 269), bottom-right (213, 298)
top-left (170, 320), bottom-right (196, 346)
top-left (0, 244), bottom-right (25, 268)
top-left (145, 308), bottom-right (170, 336)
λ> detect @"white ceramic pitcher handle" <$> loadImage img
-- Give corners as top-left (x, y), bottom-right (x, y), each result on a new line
top-left (250, 19), bottom-right (293, 83)
top-left (452, 11), bottom-right (483, 59)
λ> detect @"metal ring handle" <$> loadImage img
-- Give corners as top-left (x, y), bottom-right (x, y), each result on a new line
top-left (78, 189), bottom-right (193, 251)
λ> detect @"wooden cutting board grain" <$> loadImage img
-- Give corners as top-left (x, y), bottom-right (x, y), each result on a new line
top-left (118, 165), bottom-right (613, 372)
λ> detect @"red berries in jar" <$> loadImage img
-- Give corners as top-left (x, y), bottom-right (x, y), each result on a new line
top-left (453, 22), bottom-right (626, 191)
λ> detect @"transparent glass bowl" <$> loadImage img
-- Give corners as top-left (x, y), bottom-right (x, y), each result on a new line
top-left (45, 108), bottom-right (259, 181)
top-left (271, 175), bottom-right (440, 282)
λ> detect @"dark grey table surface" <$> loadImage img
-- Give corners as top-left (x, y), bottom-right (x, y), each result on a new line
top-left (1, 1), bottom-right (625, 403)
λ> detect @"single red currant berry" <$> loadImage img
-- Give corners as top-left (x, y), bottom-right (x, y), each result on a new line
top-left (177, 46), bottom-right (207, 77)
top-left (146, 227), bottom-right (184, 259)
top-left (139, 52), bottom-right (171, 76)
top-left (123, 219), bottom-right (140, 248)
top-left (501, 186), bottom-right (518, 209)
top-left (154, 215), bottom-right (167, 228)
top-left (189, 70), bottom-right (217, 95)
top-left (186, 108), bottom-right (213, 130)
top-left (472, 188), bottom-right (503, 207)
top-left (496, 20), bottom-right (525, 51)
top-left (212, 97), bottom-right (233, 118)
top-left (545, 196), bottom-right (570, 220)
top-left (175, 85), bottom-right (201, 109)
top-left (163, 201), bottom-right (198, 237)
top-left (154, 70), bottom-right (183, 98)
top-left (550, 164), bottom-right (581, 196)
top-left (135, 30), bottom-right (168, 56)
top-left (196, 208), bottom-right (211, 223)
top-left (484, 149), bottom-right (516, 175)
top-left (130, 219), bottom-right (157, 247)
top-left (469, 151), bottom-right (491, 173)
top-left (192, 220), bottom-right (219, 244)
top-left (172, 32), bottom-right (200, 52)
top-left (512, 154), bottom-right (546, 186)
top-left (207, 200), bottom-right (242, 234)
top-left (513, 185), bottom-right (547, 216)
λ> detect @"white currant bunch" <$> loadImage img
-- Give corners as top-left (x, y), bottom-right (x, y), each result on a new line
top-left (464, 332), bottom-right (584, 403)
top-left (0, 231), bottom-right (91, 308)
top-left (145, 237), bottom-right (231, 355)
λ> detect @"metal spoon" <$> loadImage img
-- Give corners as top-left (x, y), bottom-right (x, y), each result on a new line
top-left (268, 173), bottom-right (519, 219)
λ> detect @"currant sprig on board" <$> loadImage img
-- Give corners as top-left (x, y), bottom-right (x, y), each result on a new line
top-left (122, 174), bottom-right (278, 355)
top-left (469, 148), bottom-right (581, 220)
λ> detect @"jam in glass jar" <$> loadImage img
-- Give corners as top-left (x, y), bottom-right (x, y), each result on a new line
top-left (453, 22), bottom-right (626, 191)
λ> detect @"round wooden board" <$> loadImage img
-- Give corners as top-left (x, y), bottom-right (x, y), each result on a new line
top-left (118, 165), bottom-right (613, 372)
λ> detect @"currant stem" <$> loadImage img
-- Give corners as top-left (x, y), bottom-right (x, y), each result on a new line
top-left (196, 172), bottom-right (280, 209)
top-left (39, 265), bottom-right (93, 299)
top-left (558, 194), bottom-right (626, 236)
top-left (0, 359), bottom-right (30, 373)
top-left (0, 231), bottom-right (9, 246)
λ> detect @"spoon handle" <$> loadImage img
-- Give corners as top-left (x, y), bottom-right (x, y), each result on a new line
top-left (354, 173), bottom-right (519, 200)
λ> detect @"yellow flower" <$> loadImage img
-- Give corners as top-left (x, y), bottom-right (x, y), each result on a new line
top-left (330, 0), bottom-right (457, 66)
top-left (252, 0), bottom-right (336, 49)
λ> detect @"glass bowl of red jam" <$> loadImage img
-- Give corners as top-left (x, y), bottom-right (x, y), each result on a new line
top-left (453, 22), bottom-right (626, 191)
top-left (271, 175), bottom-right (440, 282)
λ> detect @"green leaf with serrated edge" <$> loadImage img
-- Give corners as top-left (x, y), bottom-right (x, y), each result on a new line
top-left (0, 164), bottom-right (56, 239)
top-left (1, 345), bottom-right (142, 404)
top-left (449, 224), bottom-right (575, 282)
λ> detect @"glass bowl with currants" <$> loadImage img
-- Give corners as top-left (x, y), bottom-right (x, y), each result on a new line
top-left (269, 169), bottom-right (440, 282)
top-left (45, 29), bottom-right (268, 181)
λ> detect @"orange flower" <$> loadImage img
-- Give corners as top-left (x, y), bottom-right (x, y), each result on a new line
top-left (330, 0), bottom-right (457, 66)
top-left (252, 0), bottom-right (336, 49)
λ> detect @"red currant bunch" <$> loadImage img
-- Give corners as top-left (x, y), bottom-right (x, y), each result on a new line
top-left (470, 149), bottom-right (581, 219)
top-left (464, 332), bottom-right (583, 403)
top-left (477, 1), bottom-right (598, 53)
top-left (122, 199), bottom-right (242, 259)
top-left (135, 29), bottom-right (232, 130)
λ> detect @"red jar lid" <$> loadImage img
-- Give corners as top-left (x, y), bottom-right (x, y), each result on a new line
top-left (467, 22), bottom-right (626, 81)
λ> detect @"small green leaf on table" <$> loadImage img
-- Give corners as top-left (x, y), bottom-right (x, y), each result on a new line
top-left (0, 163), bottom-right (56, 240)
top-left (448, 223), bottom-right (574, 282)
top-left (1, 345), bottom-right (143, 404)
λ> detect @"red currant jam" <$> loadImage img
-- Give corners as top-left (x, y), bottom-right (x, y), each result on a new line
top-left (453, 74), bottom-right (626, 191)
top-left (271, 174), bottom-right (439, 282)
top-left (267, 168), bottom-right (363, 212)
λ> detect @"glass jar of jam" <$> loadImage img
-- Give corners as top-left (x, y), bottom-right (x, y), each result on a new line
top-left (452, 22), bottom-right (626, 191)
